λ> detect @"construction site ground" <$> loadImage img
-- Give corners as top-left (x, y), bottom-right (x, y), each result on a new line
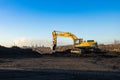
top-left (0, 46), bottom-right (120, 80)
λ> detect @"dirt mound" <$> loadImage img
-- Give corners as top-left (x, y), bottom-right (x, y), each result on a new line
top-left (33, 46), bottom-right (120, 58)
top-left (0, 46), bottom-right (41, 58)
top-left (99, 44), bottom-right (120, 53)
top-left (33, 47), bottom-right (51, 54)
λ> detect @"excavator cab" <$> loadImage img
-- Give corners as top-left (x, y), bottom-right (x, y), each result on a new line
top-left (74, 39), bottom-right (83, 45)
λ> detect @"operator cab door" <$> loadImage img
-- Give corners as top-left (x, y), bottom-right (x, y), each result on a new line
top-left (74, 39), bottom-right (83, 45)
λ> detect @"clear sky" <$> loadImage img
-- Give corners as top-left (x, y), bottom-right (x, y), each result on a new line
top-left (0, 0), bottom-right (120, 47)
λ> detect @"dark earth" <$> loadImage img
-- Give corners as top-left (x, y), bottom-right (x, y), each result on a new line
top-left (0, 46), bottom-right (120, 80)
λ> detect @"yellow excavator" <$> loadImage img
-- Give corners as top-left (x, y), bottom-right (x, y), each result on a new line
top-left (52, 30), bottom-right (98, 54)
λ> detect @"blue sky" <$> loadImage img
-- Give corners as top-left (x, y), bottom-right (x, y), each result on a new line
top-left (0, 0), bottom-right (120, 47)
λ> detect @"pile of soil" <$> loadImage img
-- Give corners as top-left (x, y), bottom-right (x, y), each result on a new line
top-left (33, 47), bottom-right (51, 54)
top-left (0, 46), bottom-right (41, 58)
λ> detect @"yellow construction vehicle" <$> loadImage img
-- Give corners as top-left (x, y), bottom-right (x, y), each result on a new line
top-left (52, 30), bottom-right (98, 54)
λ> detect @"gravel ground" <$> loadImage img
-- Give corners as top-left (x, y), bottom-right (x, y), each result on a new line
top-left (0, 55), bottom-right (120, 80)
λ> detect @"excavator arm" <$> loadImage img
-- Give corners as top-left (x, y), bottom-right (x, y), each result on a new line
top-left (52, 30), bottom-right (83, 53)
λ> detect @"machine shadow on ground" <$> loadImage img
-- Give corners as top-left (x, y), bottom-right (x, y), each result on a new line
top-left (0, 69), bottom-right (120, 80)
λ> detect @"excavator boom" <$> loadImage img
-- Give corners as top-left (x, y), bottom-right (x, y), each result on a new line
top-left (52, 30), bottom-right (83, 46)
